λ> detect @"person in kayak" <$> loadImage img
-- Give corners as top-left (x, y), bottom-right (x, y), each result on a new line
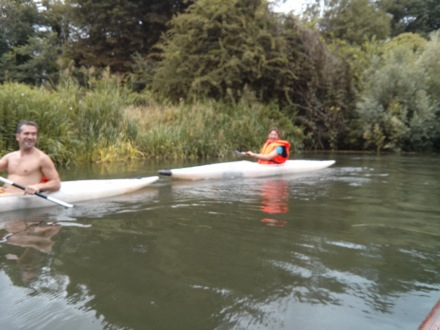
top-left (0, 120), bottom-right (61, 194)
top-left (245, 127), bottom-right (290, 164)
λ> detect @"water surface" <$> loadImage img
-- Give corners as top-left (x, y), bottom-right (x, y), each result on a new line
top-left (1, 153), bottom-right (439, 329)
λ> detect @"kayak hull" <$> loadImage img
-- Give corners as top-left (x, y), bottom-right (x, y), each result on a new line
top-left (159, 160), bottom-right (335, 180)
top-left (0, 176), bottom-right (159, 213)
top-left (419, 300), bottom-right (440, 330)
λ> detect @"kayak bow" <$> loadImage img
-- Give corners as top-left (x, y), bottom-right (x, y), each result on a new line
top-left (0, 176), bottom-right (159, 213)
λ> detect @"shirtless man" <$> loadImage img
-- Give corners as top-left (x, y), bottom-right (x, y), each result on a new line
top-left (0, 120), bottom-right (61, 194)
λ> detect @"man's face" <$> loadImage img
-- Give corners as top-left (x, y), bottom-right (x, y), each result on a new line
top-left (16, 125), bottom-right (38, 150)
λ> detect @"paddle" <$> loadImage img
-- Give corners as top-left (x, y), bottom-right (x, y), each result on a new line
top-left (234, 150), bottom-right (246, 155)
top-left (0, 176), bottom-right (74, 208)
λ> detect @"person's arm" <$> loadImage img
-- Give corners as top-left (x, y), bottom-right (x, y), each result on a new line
top-left (245, 149), bottom-right (279, 161)
top-left (0, 153), bottom-right (9, 173)
top-left (26, 154), bottom-right (61, 193)
top-left (39, 155), bottom-right (61, 192)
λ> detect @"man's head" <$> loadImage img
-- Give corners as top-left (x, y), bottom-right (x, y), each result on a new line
top-left (16, 120), bottom-right (39, 150)
top-left (16, 120), bottom-right (38, 134)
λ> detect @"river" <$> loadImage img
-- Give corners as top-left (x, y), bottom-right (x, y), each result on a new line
top-left (0, 153), bottom-right (439, 330)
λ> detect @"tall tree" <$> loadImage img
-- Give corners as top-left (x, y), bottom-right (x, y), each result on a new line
top-left (378, 0), bottom-right (440, 37)
top-left (281, 17), bottom-right (359, 149)
top-left (0, 0), bottom-right (39, 57)
top-left (0, 32), bottom-right (63, 85)
top-left (319, 0), bottom-right (391, 45)
top-left (152, 0), bottom-right (357, 149)
top-left (152, 0), bottom-right (294, 102)
top-left (65, 0), bottom-right (191, 72)
top-left (357, 33), bottom-right (439, 152)
top-left (0, 0), bottom-right (40, 82)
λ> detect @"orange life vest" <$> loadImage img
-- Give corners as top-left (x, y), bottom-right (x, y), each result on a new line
top-left (258, 140), bottom-right (290, 164)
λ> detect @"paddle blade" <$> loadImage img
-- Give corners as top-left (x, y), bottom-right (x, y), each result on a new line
top-left (158, 169), bottom-right (172, 176)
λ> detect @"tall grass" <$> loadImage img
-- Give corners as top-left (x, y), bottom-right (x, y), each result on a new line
top-left (0, 83), bottom-right (76, 164)
top-left (128, 95), bottom-right (300, 160)
top-left (0, 80), bottom-right (301, 166)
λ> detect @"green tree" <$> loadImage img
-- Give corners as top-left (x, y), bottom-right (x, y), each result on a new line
top-left (0, 0), bottom-right (40, 82)
top-left (418, 31), bottom-right (440, 105)
top-left (319, 0), bottom-right (391, 45)
top-left (65, 0), bottom-right (191, 72)
top-left (357, 33), bottom-right (439, 152)
top-left (152, 0), bottom-right (290, 102)
top-left (0, 32), bottom-right (62, 85)
top-left (152, 0), bottom-right (360, 150)
top-left (417, 31), bottom-right (440, 148)
top-left (0, 0), bottom-right (39, 57)
top-left (0, 0), bottom-right (70, 85)
top-left (378, 0), bottom-right (440, 37)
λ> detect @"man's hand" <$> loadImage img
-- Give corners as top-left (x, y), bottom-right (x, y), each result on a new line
top-left (24, 185), bottom-right (40, 195)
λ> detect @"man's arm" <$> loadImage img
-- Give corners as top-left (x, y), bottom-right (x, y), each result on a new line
top-left (38, 154), bottom-right (61, 192)
top-left (0, 153), bottom-right (10, 174)
top-left (25, 153), bottom-right (61, 194)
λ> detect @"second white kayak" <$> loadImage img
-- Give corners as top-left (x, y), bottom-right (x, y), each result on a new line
top-left (159, 160), bottom-right (335, 180)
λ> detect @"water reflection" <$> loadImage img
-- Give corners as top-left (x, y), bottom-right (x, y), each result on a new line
top-left (2, 220), bottom-right (61, 283)
top-left (0, 155), bottom-right (438, 330)
top-left (259, 179), bottom-right (289, 227)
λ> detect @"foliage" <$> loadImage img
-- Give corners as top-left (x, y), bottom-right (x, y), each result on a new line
top-left (356, 33), bottom-right (440, 152)
top-left (280, 16), bottom-right (361, 150)
top-left (0, 32), bottom-right (63, 85)
top-left (319, 0), bottom-right (391, 45)
top-left (128, 52), bottom-right (158, 92)
top-left (1, 0), bottom-right (440, 155)
top-left (0, 0), bottom-right (42, 82)
top-left (152, 0), bottom-right (287, 102)
top-left (417, 31), bottom-right (440, 148)
top-left (0, 83), bottom-right (76, 164)
top-left (152, 0), bottom-right (357, 150)
top-left (56, 71), bottom-right (147, 162)
top-left (63, 0), bottom-right (191, 72)
top-left (0, 80), bottom-right (303, 165)
top-left (0, 0), bottom-right (39, 57)
top-left (0, 78), bottom-right (143, 164)
top-left (378, 0), bottom-right (440, 37)
top-left (127, 89), bottom-right (302, 159)
top-left (1, 0), bottom-right (192, 86)
top-left (417, 31), bottom-right (440, 104)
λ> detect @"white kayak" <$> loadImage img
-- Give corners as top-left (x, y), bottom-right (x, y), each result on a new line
top-left (158, 160), bottom-right (335, 180)
top-left (0, 176), bottom-right (159, 213)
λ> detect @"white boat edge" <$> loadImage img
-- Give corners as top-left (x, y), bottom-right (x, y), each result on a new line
top-left (0, 176), bottom-right (159, 213)
top-left (159, 160), bottom-right (336, 180)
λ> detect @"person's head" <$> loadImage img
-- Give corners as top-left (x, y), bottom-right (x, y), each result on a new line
top-left (267, 127), bottom-right (281, 141)
top-left (16, 120), bottom-right (38, 134)
top-left (16, 120), bottom-right (39, 150)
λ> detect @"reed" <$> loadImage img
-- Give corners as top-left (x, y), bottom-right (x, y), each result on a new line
top-left (0, 83), bottom-right (76, 164)
top-left (0, 81), bottom-right (300, 165)
top-left (127, 95), bottom-right (299, 159)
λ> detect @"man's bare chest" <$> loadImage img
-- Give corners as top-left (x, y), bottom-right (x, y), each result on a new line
top-left (8, 155), bottom-right (41, 176)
